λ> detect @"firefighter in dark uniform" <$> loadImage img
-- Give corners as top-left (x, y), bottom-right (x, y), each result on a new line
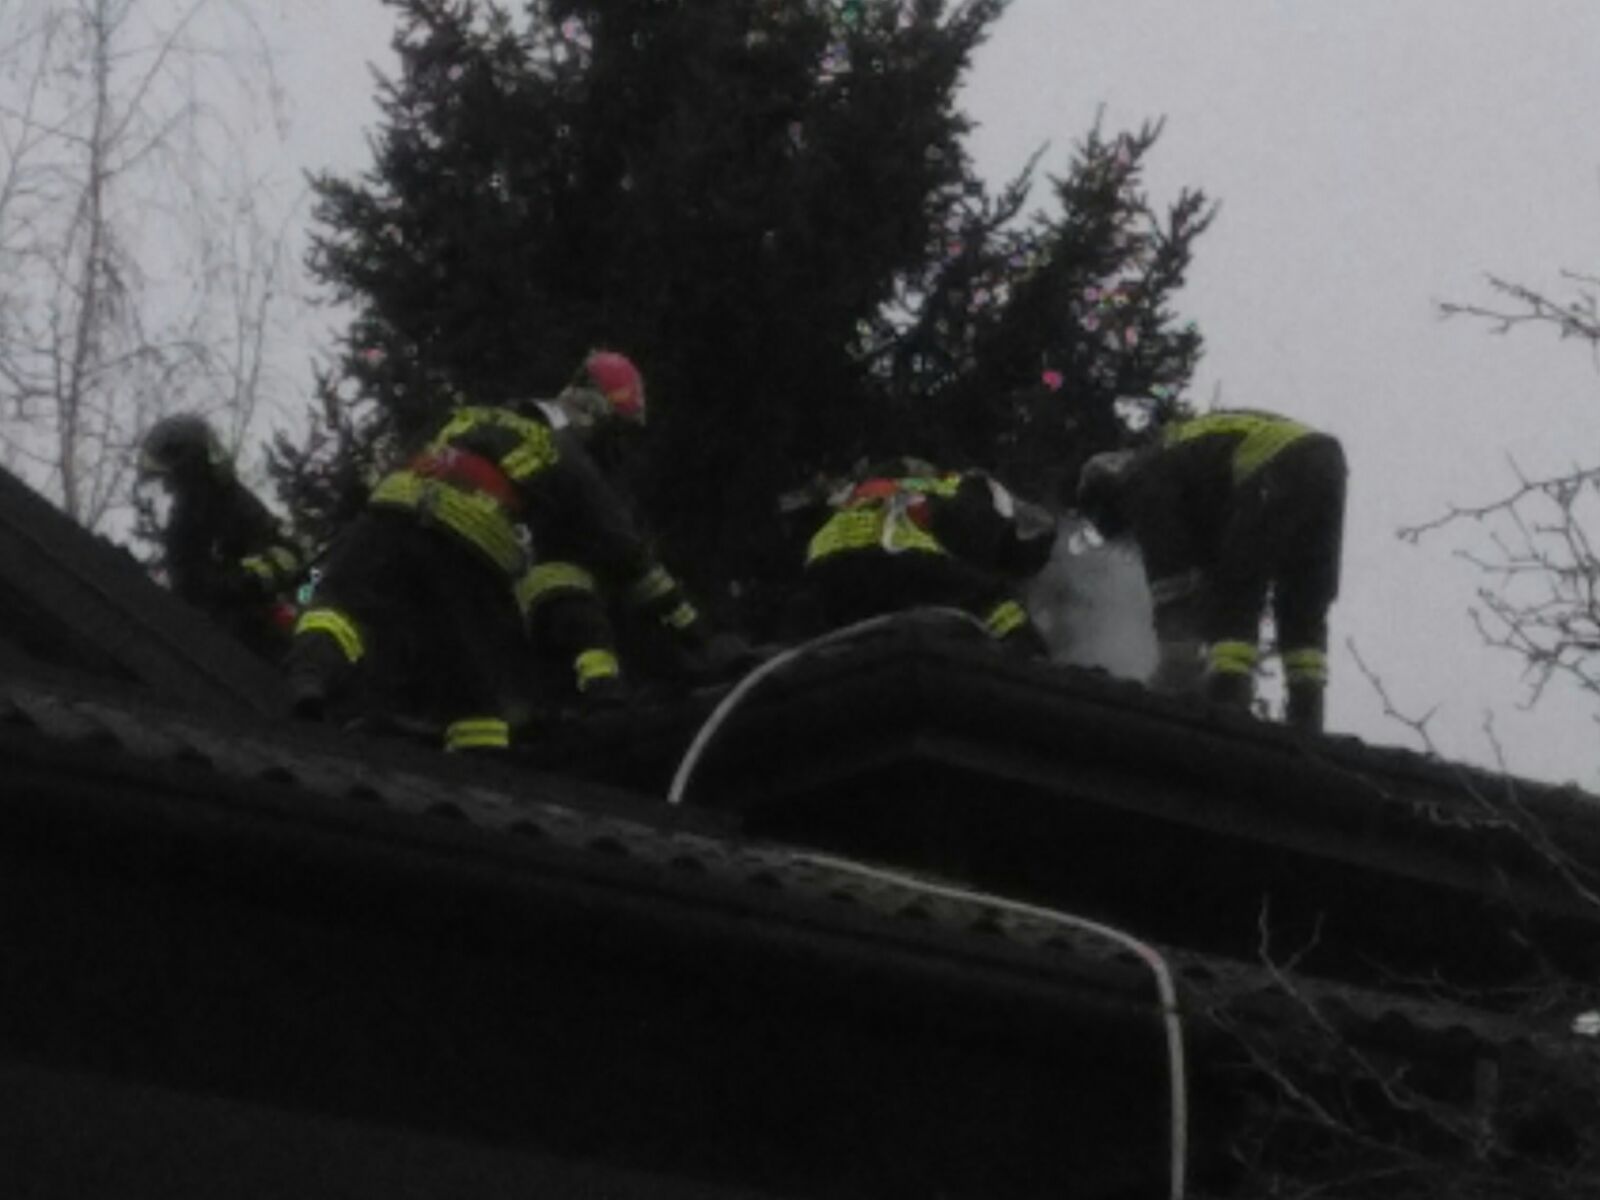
top-left (137, 414), bottom-right (302, 662)
top-left (508, 351), bottom-right (720, 708)
top-left (287, 351), bottom-right (716, 752)
top-left (1077, 409), bottom-right (1347, 731)
top-left (802, 458), bottom-right (1055, 654)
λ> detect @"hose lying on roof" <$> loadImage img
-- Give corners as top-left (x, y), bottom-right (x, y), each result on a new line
top-left (666, 608), bottom-right (1189, 1199)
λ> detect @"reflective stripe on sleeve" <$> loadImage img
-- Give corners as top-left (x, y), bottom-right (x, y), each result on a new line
top-left (983, 599), bottom-right (1029, 639)
top-left (240, 544), bottom-right (300, 587)
top-left (626, 565), bottom-right (677, 606)
top-left (660, 601), bottom-right (699, 631)
top-left (575, 649), bottom-right (621, 689)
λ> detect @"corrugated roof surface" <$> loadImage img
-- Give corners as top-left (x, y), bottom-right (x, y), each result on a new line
top-left (4, 668), bottom-right (1595, 1070)
top-left (0, 465), bottom-right (287, 714)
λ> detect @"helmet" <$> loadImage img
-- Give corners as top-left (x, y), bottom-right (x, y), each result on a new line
top-left (1075, 449), bottom-right (1139, 538)
top-left (139, 414), bottom-right (225, 480)
top-left (575, 349), bottom-right (646, 425)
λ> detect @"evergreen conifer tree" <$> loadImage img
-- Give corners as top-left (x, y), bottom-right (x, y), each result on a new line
top-left (276, 0), bottom-right (1213, 626)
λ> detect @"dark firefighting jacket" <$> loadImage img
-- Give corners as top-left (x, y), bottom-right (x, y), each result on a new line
top-left (164, 473), bottom-right (301, 614)
top-left (368, 403), bottom-right (702, 638)
top-left (1120, 409), bottom-right (1333, 589)
top-left (806, 467), bottom-right (1053, 579)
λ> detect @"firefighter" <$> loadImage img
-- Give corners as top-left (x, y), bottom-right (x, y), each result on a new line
top-left (137, 414), bottom-right (302, 662)
top-left (509, 351), bottom-right (731, 709)
top-left (802, 457), bottom-right (1055, 654)
top-left (1076, 409), bottom-right (1347, 731)
top-left (286, 351), bottom-right (719, 751)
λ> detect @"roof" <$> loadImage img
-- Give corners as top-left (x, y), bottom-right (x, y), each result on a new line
top-left (4, 643), bottom-right (1597, 1194)
top-left (2, 458), bottom-right (1597, 1192)
top-left (3, 665), bottom-right (1590, 1061)
top-left (517, 614), bottom-right (1600, 994)
top-left (0, 464), bottom-right (286, 715)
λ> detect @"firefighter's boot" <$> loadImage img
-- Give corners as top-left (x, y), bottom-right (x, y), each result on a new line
top-left (1150, 639), bottom-right (1206, 696)
top-left (286, 607), bottom-right (364, 721)
top-left (1283, 648), bottom-right (1329, 733)
top-left (1203, 640), bottom-right (1257, 712)
top-left (1204, 669), bottom-right (1254, 712)
top-left (1285, 680), bottom-right (1325, 733)
top-left (575, 648), bottom-right (628, 710)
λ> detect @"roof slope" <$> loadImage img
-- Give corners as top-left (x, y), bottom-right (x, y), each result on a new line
top-left (521, 615), bottom-right (1600, 991)
top-left (4, 656), bottom-right (1597, 1194)
top-left (0, 465), bottom-right (286, 715)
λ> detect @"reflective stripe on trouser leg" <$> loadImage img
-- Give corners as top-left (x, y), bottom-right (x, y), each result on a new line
top-left (983, 599), bottom-right (1029, 640)
top-left (294, 608), bottom-right (365, 664)
top-left (575, 648), bottom-right (621, 692)
top-left (445, 717), bottom-right (509, 752)
top-left (1282, 647), bottom-right (1329, 687)
top-left (1208, 639), bottom-right (1258, 676)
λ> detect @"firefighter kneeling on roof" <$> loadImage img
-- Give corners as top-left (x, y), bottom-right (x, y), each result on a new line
top-left (801, 457), bottom-right (1056, 654)
top-left (1076, 409), bottom-right (1348, 733)
top-left (287, 350), bottom-right (728, 753)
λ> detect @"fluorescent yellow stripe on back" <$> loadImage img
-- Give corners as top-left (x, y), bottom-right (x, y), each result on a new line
top-left (1167, 413), bottom-right (1312, 483)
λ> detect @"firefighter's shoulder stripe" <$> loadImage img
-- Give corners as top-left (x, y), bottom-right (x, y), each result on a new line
top-left (1166, 412), bottom-right (1313, 483)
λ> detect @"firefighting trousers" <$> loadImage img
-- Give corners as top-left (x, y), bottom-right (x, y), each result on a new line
top-left (1205, 435), bottom-right (1347, 677)
top-left (804, 547), bottom-right (1043, 653)
top-left (287, 510), bottom-right (528, 749)
top-left (515, 561), bottom-right (622, 697)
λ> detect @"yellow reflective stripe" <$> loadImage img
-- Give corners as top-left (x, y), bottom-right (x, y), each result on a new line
top-left (984, 599), bottom-right (1028, 639)
top-left (445, 717), bottom-right (509, 752)
top-left (1167, 412), bottom-right (1312, 483)
top-left (1209, 640), bottom-right (1258, 675)
top-left (660, 601), bottom-right (699, 631)
top-left (240, 556), bottom-right (275, 584)
top-left (805, 507), bottom-right (943, 563)
top-left (807, 509), bottom-right (878, 561)
top-left (894, 474), bottom-right (961, 498)
top-left (428, 406), bottom-right (557, 483)
top-left (370, 470), bottom-right (526, 576)
top-left (501, 435), bottom-right (557, 482)
top-left (267, 545), bottom-right (300, 574)
top-left (627, 565), bottom-right (677, 606)
top-left (515, 562), bottom-right (598, 613)
top-left (295, 608), bottom-right (365, 664)
top-left (1283, 648), bottom-right (1329, 685)
top-left (240, 544), bottom-right (300, 586)
top-left (575, 648), bottom-right (621, 688)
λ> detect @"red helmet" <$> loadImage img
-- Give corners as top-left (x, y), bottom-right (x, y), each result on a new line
top-left (581, 350), bottom-right (646, 425)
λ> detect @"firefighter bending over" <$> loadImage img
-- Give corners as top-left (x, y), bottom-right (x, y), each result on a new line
top-left (287, 351), bottom-right (717, 752)
top-left (1077, 409), bottom-right (1347, 732)
top-left (802, 458), bottom-right (1055, 655)
top-left (138, 414), bottom-right (302, 662)
top-left (512, 353), bottom-right (749, 708)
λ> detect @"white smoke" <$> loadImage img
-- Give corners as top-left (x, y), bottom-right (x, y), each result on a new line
top-left (1025, 518), bottom-right (1159, 681)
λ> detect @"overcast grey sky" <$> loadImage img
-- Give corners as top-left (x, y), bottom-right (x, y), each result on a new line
top-left (271, 0), bottom-right (1600, 785)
